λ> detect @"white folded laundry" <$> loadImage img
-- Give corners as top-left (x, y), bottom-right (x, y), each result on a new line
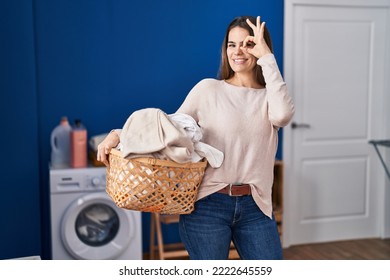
top-left (194, 142), bottom-right (224, 168)
top-left (169, 113), bottom-right (224, 168)
top-left (168, 113), bottom-right (202, 142)
top-left (120, 108), bottom-right (194, 163)
top-left (117, 109), bottom-right (224, 167)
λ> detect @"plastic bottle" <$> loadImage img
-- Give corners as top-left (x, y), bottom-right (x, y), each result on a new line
top-left (50, 116), bottom-right (71, 168)
top-left (70, 119), bottom-right (88, 168)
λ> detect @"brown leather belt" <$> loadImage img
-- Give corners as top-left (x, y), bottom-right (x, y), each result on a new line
top-left (217, 184), bottom-right (251, 196)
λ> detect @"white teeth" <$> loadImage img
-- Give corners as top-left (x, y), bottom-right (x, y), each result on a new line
top-left (233, 59), bottom-right (246, 64)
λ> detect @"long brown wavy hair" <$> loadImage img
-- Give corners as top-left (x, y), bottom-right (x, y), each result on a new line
top-left (218, 16), bottom-right (273, 86)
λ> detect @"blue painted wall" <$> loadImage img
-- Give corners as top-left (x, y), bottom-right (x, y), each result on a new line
top-left (0, 0), bottom-right (284, 259)
top-left (0, 0), bottom-right (41, 259)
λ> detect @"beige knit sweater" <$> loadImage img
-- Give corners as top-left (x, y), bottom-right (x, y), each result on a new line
top-left (176, 54), bottom-right (295, 218)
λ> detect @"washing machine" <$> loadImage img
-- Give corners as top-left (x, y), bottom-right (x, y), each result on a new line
top-left (49, 166), bottom-right (142, 260)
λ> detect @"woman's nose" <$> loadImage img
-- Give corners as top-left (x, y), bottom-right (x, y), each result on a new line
top-left (234, 45), bottom-right (244, 54)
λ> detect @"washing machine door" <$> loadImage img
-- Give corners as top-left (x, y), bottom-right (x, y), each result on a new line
top-left (61, 192), bottom-right (136, 259)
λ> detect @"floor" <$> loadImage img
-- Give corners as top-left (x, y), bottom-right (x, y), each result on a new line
top-left (283, 238), bottom-right (390, 260)
top-left (146, 238), bottom-right (390, 260)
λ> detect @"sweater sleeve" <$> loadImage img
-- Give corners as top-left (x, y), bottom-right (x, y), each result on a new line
top-left (175, 80), bottom-right (206, 122)
top-left (258, 54), bottom-right (295, 127)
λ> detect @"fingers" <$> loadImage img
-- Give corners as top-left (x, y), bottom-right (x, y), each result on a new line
top-left (246, 18), bottom-right (257, 31)
top-left (96, 130), bottom-right (120, 167)
top-left (245, 16), bottom-right (266, 45)
top-left (260, 21), bottom-right (265, 39)
top-left (97, 144), bottom-right (111, 166)
top-left (97, 150), bottom-right (106, 166)
top-left (242, 35), bottom-right (255, 48)
top-left (247, 16), bottom-right (262, 31)
top-left (242, 17), bottom-right (270, 58)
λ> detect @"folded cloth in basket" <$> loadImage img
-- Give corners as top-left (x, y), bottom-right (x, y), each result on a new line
top-left (168, 112), bottom-right (202, 142)
top-left (120, 108), bottom-right (194, 163)
top-left (119, 108), bottom-right (223, 167)
top-left (168, 113), bottom-right (224, 168)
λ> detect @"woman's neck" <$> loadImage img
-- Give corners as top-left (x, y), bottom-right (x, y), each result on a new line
top-left (226, 73), bottom-right (263, 89)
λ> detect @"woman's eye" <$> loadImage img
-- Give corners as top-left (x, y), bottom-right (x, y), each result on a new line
top-left (228, 44), bottom-right (235, 48)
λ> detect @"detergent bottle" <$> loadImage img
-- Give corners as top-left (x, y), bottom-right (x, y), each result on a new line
top-left (50, 116), bottom-right (71, 168)
top-left (70, 119), bottom-right (88, 168)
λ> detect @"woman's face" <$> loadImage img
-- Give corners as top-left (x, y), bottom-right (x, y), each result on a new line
top-left (226, 27), bottom-right (257, 75)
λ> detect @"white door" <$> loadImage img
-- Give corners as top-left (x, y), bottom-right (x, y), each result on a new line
top-left (283, 0), bottom-right (390, 247)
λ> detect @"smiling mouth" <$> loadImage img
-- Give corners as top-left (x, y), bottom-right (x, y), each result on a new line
top-left (233, 58), bottom-right (247, 64)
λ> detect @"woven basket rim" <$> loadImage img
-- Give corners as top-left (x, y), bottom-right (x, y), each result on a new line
top-left (110, 148), bottom-right (208, 168)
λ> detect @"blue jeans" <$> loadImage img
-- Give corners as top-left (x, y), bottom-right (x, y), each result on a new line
top-left (179, 192), bottom-right (283, 260)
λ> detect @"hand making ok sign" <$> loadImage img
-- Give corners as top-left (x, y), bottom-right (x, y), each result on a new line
top-left (242, 16), bottom-right (272, 59)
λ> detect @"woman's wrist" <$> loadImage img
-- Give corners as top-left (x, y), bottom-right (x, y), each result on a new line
top-left (109, 129), bottom-right (118, 137)
top-left (109, 129), bottom-right (120, 146)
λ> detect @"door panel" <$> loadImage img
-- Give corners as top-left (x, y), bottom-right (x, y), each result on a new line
top-left (302, 20), bottom-right (370, 141)
top-left (283, 0), bottom-right (389, 246)
top-left (301, 157), bottom-right (367, 220)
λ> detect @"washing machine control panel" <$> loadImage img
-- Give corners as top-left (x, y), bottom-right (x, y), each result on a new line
top-left (87, 174), bottom-right (106, 190)
top-left (50, 166), bottom-right (106, 193)
top-left (91, 176), bottom-right (102, 186)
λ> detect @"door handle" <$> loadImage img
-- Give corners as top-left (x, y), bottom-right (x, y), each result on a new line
top-left (291, 122), bottom-right (311, 129)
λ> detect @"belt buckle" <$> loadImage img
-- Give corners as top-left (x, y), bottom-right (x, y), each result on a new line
top-left (228, 182), bottom-right (243, 197)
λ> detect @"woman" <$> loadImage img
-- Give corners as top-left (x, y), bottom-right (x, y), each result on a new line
top-left (97, 15), bottom-right (294, 260)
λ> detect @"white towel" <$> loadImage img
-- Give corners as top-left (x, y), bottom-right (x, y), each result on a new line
top-left (168, 113), bottom-right (224, 168)
top-left (169, 113), bottom-right (202, 142)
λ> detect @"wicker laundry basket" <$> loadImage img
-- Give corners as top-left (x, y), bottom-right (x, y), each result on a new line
top-left (106, 149), bottom-right (207, 215)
